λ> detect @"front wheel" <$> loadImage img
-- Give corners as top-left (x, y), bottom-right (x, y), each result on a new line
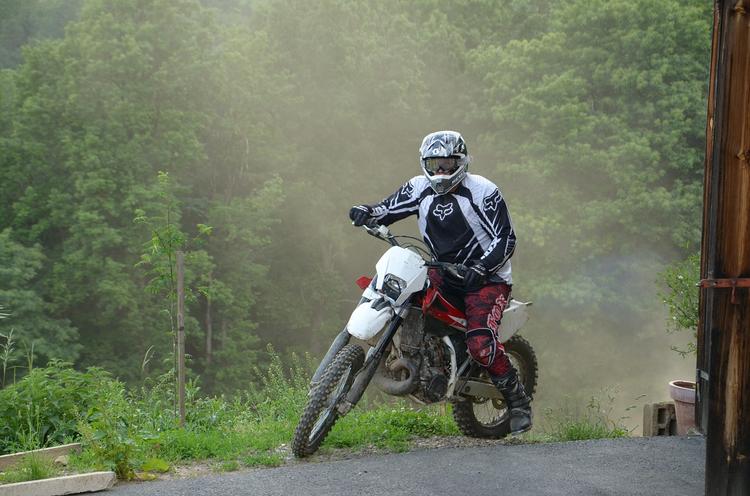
top-left (452, 334), bottom-right (538, 438)
top-left (292, 343), bottom-right (365, 458)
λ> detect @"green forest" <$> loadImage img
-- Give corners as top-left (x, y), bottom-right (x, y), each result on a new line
top-left (1, 0), bottom-right (710, 403)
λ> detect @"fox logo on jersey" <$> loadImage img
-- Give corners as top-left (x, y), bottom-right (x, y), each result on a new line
top-left (433, 203), bottom-right (454, 220)
top-left (483, 190), bottom-right (502, 212)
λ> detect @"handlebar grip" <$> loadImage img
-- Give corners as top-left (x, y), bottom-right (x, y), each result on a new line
top-left (423, 261), bottom-right (466, 280)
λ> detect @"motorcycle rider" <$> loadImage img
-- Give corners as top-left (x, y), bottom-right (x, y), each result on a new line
top-left (349, 130), bottom-right (532, 434)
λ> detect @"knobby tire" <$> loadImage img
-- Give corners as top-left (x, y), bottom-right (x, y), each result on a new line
top-left (292, 343), bottom-right (365, 458)
top-left (452, 334), bottom-right (538, 438)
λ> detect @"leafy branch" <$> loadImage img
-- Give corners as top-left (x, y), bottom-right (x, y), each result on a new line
top-left (659, 253), bottom-right (700, 357)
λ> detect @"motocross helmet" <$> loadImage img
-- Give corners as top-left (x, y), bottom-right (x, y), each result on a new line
top-left (419, 130), bottom-right (470, 195)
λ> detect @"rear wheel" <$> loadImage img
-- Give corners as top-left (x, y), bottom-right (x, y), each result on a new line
top-left (292, 343), bottom-right (365, 457)
top-left (452, 334), bottom-right (538, 438)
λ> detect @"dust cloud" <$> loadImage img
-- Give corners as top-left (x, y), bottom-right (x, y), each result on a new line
top-left (234, 2), bottom-right (700, 426)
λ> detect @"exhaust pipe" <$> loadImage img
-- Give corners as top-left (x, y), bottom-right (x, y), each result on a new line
top-left (372, 357), bottom-right (418, 396)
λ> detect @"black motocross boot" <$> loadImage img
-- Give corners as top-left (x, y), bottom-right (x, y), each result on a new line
top-left (492, 369), bottom-right (532, 434)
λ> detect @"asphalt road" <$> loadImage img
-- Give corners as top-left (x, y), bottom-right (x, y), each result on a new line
top-left (111, 436), bottom-right (705, 496)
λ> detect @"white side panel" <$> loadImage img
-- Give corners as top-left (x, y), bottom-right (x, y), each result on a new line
top-left (498, 299), bottom-right (530, 343)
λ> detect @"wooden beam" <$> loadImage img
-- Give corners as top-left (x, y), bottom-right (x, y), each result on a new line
top-left (176, 251), bottom-right (186, 428)
top-left (700, 1), bottom-right (750, 493)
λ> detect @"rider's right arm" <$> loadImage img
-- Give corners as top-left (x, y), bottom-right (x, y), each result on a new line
top-left (369, 176), bottom-right (425, 226)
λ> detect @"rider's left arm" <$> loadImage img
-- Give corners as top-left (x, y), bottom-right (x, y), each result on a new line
top-left (476, 188), bottom-right (516, 273)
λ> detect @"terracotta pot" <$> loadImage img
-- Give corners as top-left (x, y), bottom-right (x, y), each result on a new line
top-left (669, 380), bottom-right (696, 435)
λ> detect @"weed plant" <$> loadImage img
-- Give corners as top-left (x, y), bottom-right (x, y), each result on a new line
top-left (532, 391), bottom-right (632, 442)
top-left (1, 328), bottom-right (15, 388)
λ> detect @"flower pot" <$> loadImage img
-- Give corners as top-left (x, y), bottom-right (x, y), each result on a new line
top-left (668, 380), bottom-right (696, 435)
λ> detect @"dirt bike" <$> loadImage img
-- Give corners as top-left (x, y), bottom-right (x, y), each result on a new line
top-left (292, 222), bottom-right (537, 458)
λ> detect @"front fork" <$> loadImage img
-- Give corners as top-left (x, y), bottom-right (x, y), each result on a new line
top-left (336, 315), bottom-right (404, 415)
top-left (309, 328), bottom-right (351, 388)
top-left (309, 292), bottom-right (376, 388)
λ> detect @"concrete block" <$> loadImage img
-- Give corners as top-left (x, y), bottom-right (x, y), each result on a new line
top-left (642, 402), bottom-right (677, 437)
top-left (0, 471), bottom-right (115, 496)
top-left (0, 444), bottom-right (82, 471)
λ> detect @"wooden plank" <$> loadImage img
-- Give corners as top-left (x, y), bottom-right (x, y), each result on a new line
top-left (0, 471), bottom-right (115, 496)
top-left (700, 1), bottom-right (750, 494)
top-left (0, 444), bottom-right (81, 471)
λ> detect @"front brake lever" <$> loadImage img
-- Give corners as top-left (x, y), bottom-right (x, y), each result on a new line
top-left (361, 222), bottom-right (393, 243)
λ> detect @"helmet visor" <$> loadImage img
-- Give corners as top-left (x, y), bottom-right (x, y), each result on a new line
top-left (423, 157), bottom-right (460, 175)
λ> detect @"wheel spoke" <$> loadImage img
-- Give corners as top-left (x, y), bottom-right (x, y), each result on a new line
top-left (472, 397), bottom-right (507, 427)
top-left (451, 335), bottom-right (536, 440)
top-left (469, 373), bottom-right (508, 428)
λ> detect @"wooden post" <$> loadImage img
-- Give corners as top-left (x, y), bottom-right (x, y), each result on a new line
top-left (176, 251), bottom-right (186, 428)
top-left (699, 1), bottom-right (750, 493)
top-left (205, 272), bottom-right (213, 367)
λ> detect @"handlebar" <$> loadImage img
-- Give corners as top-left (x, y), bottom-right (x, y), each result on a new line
top-left (361, 220), bottom-right (399, 247)
top-left (359, 222), bottom-right (466, 280)
top-left (423, 261), bottom-right (467, 280)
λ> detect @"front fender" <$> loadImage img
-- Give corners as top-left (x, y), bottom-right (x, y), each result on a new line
top-left (347, 298), bottom-right (394, 340)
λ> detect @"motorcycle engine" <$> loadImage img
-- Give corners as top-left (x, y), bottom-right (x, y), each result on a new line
top-left (393, 309), bottom-right (451, 404)
top-left (425, 372), bottom-right (448, 402)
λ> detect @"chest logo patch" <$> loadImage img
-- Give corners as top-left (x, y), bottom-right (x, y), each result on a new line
top-left (433, 203), bottom-right (454, 220)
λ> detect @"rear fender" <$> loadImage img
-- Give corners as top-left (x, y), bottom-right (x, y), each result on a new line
top-left (497, 299), bottom-right (531, 343)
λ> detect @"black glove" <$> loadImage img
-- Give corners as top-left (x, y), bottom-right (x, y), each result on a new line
top-left (349, 205), bottom-right (373, 226)
top-left (464, 261), bottom-right (488, 290)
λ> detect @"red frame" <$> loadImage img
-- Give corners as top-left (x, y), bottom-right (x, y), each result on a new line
top-left (355, 275), bottom-right (466, 330)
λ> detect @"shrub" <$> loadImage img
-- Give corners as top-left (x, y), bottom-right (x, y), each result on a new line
top-left (76, 383), bottom-right (142, 480)
top-left (245, 346), bottom-right (312, 424)
top-left (0, 361), bottom-right (121, 454)
top-left (659, 253), bottom-right (700, 356)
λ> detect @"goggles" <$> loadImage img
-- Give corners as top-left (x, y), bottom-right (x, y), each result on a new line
top-left (423, 157), bottom-right (461, 175)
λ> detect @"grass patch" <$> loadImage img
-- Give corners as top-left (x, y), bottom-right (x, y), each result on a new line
top-left (140, 458), bottom-right (170, 473)
top-left (242, 452), bottom-right (283, 468)
top-left (0, 455), bottom-right (59, 484)
top-left (217, 460), bottom-right (239, 472)
top-left (534, 392), bottom-right (632, 442)
top-left (324, 403), bottom-right (459, 452)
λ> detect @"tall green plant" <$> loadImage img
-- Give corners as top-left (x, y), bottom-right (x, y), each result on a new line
top-left (0, 328), bottom-right (15, 388)
top-left (135, 171), bottom-right (213, 413)
top-left (659, 252), bottom-right (700, 356)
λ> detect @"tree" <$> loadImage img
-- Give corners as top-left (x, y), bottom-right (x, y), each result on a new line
top-left (0, 0), bottom-right (84, 68)
top-left (0, 229), bottom-right (79, 365)
top-left (465, 0), bottom-right (711, 300)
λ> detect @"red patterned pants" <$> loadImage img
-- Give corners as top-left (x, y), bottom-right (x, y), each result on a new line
top-left (428, 269), bottom-right (513, 377)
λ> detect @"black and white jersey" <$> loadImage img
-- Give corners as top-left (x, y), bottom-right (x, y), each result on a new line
top-left (370, 173), bottom-right (516, 284)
